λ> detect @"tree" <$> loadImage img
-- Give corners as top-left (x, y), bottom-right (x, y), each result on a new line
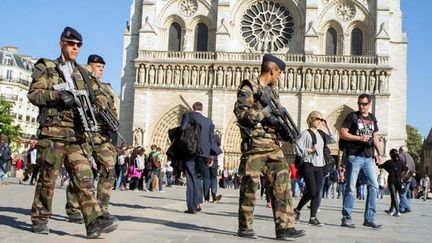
top-left (406, 124), bottom-right (423, 164)
top-left (0, 97), bottom-right (22, 144)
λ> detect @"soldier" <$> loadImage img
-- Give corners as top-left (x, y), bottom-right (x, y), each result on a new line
top-left (233, 54), bottom-right (305, 240)
top-left (65, 54), bottom-right (118, 223)
top-left (28, 26), bottom-right (117, 238)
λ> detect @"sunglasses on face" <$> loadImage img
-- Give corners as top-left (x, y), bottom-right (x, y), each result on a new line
top-left (357, 102), bottom-right (370, 107)
top-left (63, 40), bottom-right (83, 48)
top-left (311, 117), bottom-right (324, 122)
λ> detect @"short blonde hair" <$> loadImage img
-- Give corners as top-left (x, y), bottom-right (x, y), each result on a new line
top-left (306, 111), bottom-right (323, 128)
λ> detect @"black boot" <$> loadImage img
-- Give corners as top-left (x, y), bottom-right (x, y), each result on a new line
top-left (237, 229), bottom-right (258, 239)
top-left (275, 228), bottom-right (305, 239)
top-left (68, 213), bottom-right (84, 224)
top-left (103, 212), bottom-right (119, 222)
top-left (86, 216), bottom-right (118, 239)
top-left (32, 224), bottom-right (49, 234)
top-left (212, 193), bottom-right (222, 203)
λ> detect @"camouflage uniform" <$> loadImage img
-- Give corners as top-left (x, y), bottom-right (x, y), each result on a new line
top-left (66, 80), bottom-right (117, 216)
top-left (234, 79), bottom-right (294, 232)
top-left (28, 58), bottom-right (107, 227)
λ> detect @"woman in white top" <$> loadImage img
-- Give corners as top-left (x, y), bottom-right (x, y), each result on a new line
top-left (293, 111), bottom-right (336, 226)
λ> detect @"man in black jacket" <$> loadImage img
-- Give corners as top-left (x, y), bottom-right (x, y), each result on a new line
top-left (180, 102), bottom-right (221, 213)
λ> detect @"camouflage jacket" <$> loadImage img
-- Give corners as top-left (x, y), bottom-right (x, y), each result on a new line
top-left (27, 58), bottom-right (107, 142)
top-left (233, 79), bottom-right (279, 153)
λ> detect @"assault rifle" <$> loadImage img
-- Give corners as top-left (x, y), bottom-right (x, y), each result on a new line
top-left (94, 105), bottom-right (126, 145)
top-left (260, 86), bottom-right (299, 143)
top-left (53, 62), bottom-right (98, 146)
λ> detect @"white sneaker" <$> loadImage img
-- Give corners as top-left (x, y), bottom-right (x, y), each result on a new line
top-left (159, 190), bottom-right (166, 193)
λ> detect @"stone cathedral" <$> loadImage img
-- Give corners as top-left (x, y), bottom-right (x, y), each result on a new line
top-left (119, 0), bottom-right (407, 170)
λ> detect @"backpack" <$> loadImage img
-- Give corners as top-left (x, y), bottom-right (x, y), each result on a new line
top-left (177, 113), bottom-right (201, 156)
top-left (135, 156), bottom-right (145, 171)
top-left (338, 112), bottom-right (358, 151)
top-left (307, 129), bottom-right (335, 174)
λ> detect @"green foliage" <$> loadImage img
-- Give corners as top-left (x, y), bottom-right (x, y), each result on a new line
top-left (0, 98), bottom-right (22, 144)
top-left (406, 124), bottom-right (423, 164)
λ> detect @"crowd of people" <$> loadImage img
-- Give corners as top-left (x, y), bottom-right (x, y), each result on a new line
top-left (1, 29), bottom-right (432, 241)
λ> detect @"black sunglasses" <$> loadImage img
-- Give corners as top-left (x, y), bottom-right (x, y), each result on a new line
top-left (63, 40), bottom-right (83, 48)
top-left (357, 102), bottom-right (370, 107)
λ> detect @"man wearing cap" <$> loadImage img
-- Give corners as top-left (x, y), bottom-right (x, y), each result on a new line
top-left (233, 54), bottom-right (305, 240)
top-left (65, 54), bottom-right (118, 224)
top-left (27, 26), bottom-right (117, 238)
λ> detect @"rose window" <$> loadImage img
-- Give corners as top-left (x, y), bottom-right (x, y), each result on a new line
top-left (336, 3), bottom-right (356, 22)
top-left (241, 1), bottom-right (295, 52)
top-left (179, 0), bottom-right (198, 17)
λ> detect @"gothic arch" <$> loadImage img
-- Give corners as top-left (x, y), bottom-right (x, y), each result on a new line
top-left (324, 105), bottom-right (355, 154)
top-left (347, 21), bottom-right (370, 55)
top-left (320, 20), bottom-right (344, 55)
top-left (190, 15), bottom-right (216, 51)
top-left (162, 15), bottom-right (186, 51)
top-left (223, 116), bottom-right (242, 171)
top-left (151, 105), bottom-right (188, 153)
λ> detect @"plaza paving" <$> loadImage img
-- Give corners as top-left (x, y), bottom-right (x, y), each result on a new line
top-left (0, 177), bottom-right (431, 243)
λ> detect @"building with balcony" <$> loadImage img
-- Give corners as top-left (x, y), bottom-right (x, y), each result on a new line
top-left (120, 0), bottom-right (407, 170)
top-left (0, 46), bottom-right (39, 141)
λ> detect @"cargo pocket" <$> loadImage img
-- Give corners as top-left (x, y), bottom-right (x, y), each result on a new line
top-left (36, 139), bottom-right (60, 166)
top-left (238, 154), bottom-right (250, 177)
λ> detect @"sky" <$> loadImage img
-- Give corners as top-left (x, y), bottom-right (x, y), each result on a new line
top-left (0, 0), bottom-right (430, 138)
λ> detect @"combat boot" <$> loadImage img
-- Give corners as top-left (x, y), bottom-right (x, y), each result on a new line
top-left (275, 228), bottom-right (305, 240)
top-left (86, 216), bottom-right (118, 239)
top-left (102, 212), bottom-right (119, 222)
top-left (68, 213), bottom-right (84, 224)
top-left (237, 229), bottom-right (258, 239)
top-left (32, 224), bottom-right (49, 234)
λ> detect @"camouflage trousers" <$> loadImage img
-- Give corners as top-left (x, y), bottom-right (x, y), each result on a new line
top-left (238, 148), bottom-right (295, 231)
top-left (66, 141), bottom-right (116, 216)
top-left (31, 139), bottom-right (102, 226)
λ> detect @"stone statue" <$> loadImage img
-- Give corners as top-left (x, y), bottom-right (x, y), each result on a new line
top-left (226, 68), bottom-right (233, 88)
top-left (252, 68), bottom-right (259, 80)
top-left (333, 71), bottom-right (339, 91)
top-left (235, 67), bottom-right (242, 88)
top-left (305, 70), bottom-right (312, 91)
top-left (149, 66), bottom-right (155, 85)
top-left (287, 70), bottom-right (294, 90)
top-left (139, 65), bottom-right (145, 84)
top-left (166, 66), bottom-right (172, 86)
top-left (351, 72), bottom-right (357, 92)
top-left (199, 67), bottom-right (206, 86)
top-left (157, 66), bottom-right (164, 85)
top-left (183, 66), bottom-right (190, 86)
top-left (279, 70), bottom-right (286, 90)
top-left (359, 72), bottom-right (366, 91)
top-left (323, 71), bottom-right (330, 91)
top-left (191, 66), bottom-right (198, 86)
top-left (314, 70), bottom-right (321, 91)
top-left (174, 66), bottom-right (181, 85)
top-left (379, 73), bottom-right (386, 92)
top-left (244, 68), bottom-right (250, 80)
top-left (369, 74), bottom-right (376, 92)
top-left (341, 71), bottom-right (349, 91)
top-left (296, 70), bottom-right (302, 90)
top-left (133, 128), bottom-right (143, 147)
top-left (217, 67), bottom-right (224, 87)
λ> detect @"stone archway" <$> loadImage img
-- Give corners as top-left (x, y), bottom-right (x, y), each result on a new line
top-left (323, 104), bottom-right (355, 155)
top-left (223, 116), bottom-right (242, 171)
top-left (151, 105), bottom-right (188, 153)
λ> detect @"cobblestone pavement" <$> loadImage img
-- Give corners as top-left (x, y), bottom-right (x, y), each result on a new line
top-left (0, 178), bottom-right (431, 243)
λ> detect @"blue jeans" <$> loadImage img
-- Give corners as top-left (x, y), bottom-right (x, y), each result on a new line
top-left (115, 166), bottom-right (126, 189)
top-left (166, 171), bottom-right (173, 187)
top-left (399, 184), bottom-right (410, 211)
top-left (342, 155), bottom-right (378, 223)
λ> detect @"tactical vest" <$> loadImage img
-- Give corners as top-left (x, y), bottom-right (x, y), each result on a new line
top-left (234, 79), bottom-right (278, 148)
top-left (32, 58), bottom-right (95, 141)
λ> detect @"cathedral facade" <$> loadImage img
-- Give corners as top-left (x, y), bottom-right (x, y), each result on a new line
top-left (120, 0), bottom-right (407, 170)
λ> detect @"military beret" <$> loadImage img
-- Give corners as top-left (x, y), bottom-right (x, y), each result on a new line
top-left (262, 54), bottom-right (285, 71)
top-left (60, 26), bottom-right (82, 42)
top-left (87, 54), bottom-right (105, 65)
